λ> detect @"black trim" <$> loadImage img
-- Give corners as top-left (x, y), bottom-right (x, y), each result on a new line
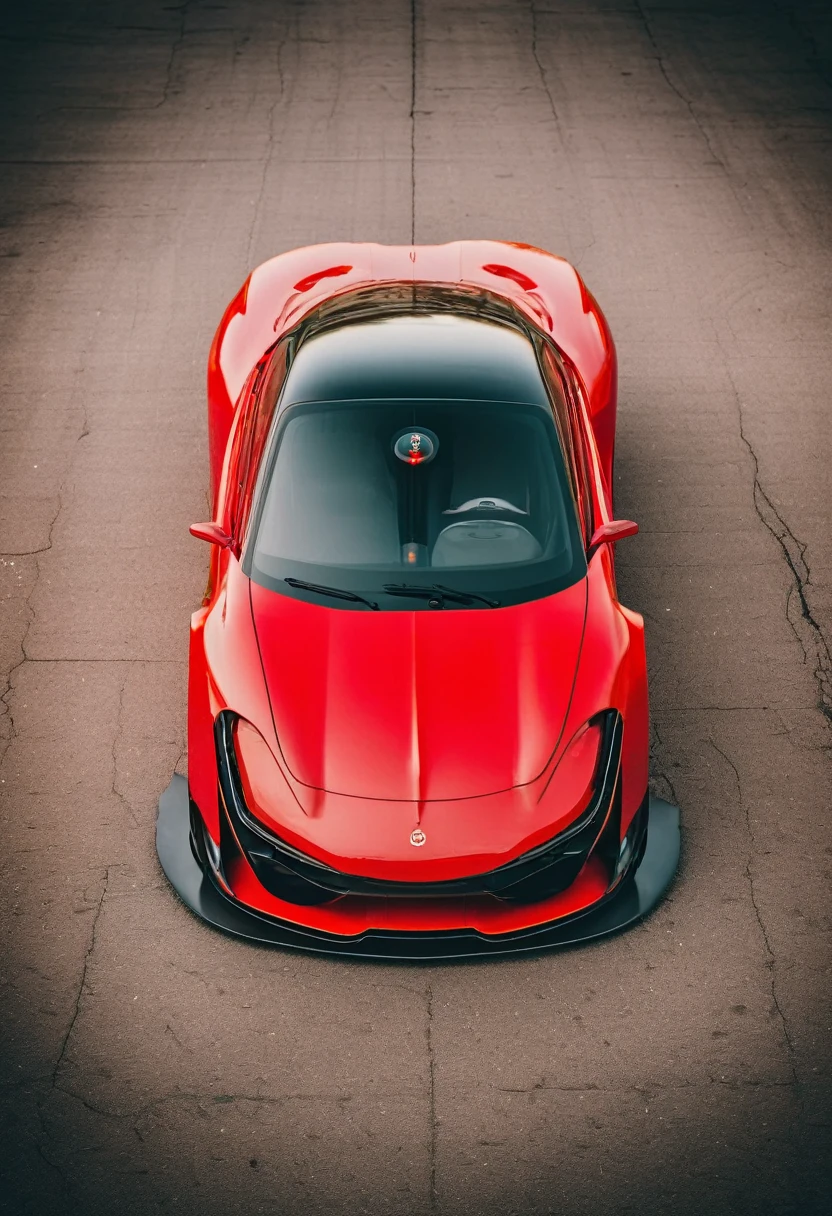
top-left (215, 711), bottom-right (622, 905)
top-left (156, 776), bottom-right (680, 960)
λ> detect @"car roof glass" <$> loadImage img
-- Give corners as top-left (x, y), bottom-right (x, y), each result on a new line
top-left (280, 314), bottom-right (551, 408)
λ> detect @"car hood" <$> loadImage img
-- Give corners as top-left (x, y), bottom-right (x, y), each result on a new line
top-left (249, 579), bottom-right (588, 801)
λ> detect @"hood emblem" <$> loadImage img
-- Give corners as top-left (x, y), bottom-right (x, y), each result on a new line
top-left (409, 828), bottom-right (427, 847)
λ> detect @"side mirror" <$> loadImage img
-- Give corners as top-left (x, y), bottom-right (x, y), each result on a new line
top-left (587, 518), bottom-right (638, 560)
top-left (190, 521), bottom-right (233, 548)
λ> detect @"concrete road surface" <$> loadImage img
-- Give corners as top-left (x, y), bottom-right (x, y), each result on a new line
top-left (1, 2), bottom-right (830, 1212)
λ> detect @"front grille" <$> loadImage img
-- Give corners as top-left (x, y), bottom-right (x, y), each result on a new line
top-left (214, 710), bottom-right (622, 907)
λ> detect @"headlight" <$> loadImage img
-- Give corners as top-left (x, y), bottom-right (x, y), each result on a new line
top-left (232, 717), bottom-right (287, 824)
top-left (539, 716), bottom-right (605, 829)
top-left (222, 715), bottom-right (334, 905)
top-left (228, 716), bottom-right (310, 843)
top-left (493, 713), bottom-right (619, 903)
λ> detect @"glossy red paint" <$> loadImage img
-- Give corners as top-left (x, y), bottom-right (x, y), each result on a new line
top-left (206, 241), bottom-right (617, 512)
top-left (189, 241), bottom-right (648, 937)
top-left (249, 577), bottom-right (588, 801)
top-left (231, 709), bottom-right (607, 883)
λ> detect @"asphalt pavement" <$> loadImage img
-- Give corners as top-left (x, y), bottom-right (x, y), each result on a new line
top-left (1, 2), bottom-right (830, 1212)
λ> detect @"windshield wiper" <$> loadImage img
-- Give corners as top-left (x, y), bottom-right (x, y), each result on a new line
top-left (382, 583), bottom-right (500, 608)
top-left (285, 577), bottom-right (378, 610)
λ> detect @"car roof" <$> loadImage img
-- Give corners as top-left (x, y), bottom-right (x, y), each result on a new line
top-left (280, 313), bottom-right (551, 407)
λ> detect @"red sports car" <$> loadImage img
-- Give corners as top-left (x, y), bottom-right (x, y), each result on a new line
top-left (157, 241), bottom-right (679, 958)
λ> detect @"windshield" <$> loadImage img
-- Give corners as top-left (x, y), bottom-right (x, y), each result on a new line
top-left (245, 395), bottom-right (587, 609)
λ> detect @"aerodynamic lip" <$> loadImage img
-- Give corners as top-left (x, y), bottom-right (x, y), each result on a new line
top-left (249, 576), bottom-right (588, 801)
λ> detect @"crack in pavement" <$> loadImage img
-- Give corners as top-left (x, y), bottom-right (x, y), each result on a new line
top-left (245, 24), bottom-right (289, 265)
top-left (53, 1080), bottom-right (426, 1127)
top-left (50, 868), bottom-right (110, 1089)
top-left (158, 0), bottom-right (194, 110)
top-left (172, 742), bottom-right (186, 775)
top-left (629, 0), bottom-right (816, 293)
top-left (707, 739), bottom-right (802, 1100)
top-left (0, 533), bottom-right (60, 557)
top-left (110, 680), bottom-right (140, 829)
top-left (528, 2), bottom-right (595, 266)
top-left (140, 1088), bottom-right (356, 1112)
top-left (776, 1), bottom-right (832, 90)
top-left (426, 982), bottom-right (438, 1211)
top-left (529, 1), bottom-right (565, 145)
top-left (34, 1100), bottom-right (76, 1207)
top-left (634, 2), bottom-right (832, 730)
top-left (10, 657), bottom-right (186, 664)
top-left (719, 354), bottom-right (832, 723)
top-left (164, 1021), bottom-right (191, 1053)
top-left (34, 870), bottom-right (112, 1195)
top-left (38, 1078), bottom-right (362, 1170)
top-left (633, 0), bottom-right (726, 171)
top-left (0, 510), bottom-right (59, 771)
top-left (650, 722), bottom-right (679, 805)
top-left (0, 371), bottom-right (92, 770)
top-left (497, 1076), bottom-right (796, 1094)
top-left (31, 1), bottom-right (195, 120)
top-left (634, 8), bottom-right (831, 1141)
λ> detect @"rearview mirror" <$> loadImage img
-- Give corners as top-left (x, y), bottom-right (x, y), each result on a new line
top-left (189, 521), bottom-right (233, 548)
top-left (588, 518), bottom-right (638, 560)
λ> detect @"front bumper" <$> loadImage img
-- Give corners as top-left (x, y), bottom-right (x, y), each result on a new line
top-left (216, 709), bottom-right (627, 905)
top-left (156, 774), bottom-right (680, 959)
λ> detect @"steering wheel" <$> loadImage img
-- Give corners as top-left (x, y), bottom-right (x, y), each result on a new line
top-left (442, 496), bottom-right (528, 517)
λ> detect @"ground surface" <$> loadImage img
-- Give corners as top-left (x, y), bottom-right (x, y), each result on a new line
top-left (1, 1), bottom-right (831, 1212)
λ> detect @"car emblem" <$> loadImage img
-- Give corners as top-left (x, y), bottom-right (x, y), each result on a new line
top-left (409, 828), bottom-right (426, 847)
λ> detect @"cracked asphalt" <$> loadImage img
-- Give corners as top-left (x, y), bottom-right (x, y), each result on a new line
top-left (1, 1), bottom-right (830, 1212)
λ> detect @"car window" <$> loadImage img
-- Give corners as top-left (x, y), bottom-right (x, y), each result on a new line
top-left (233, 340), bottom-right (290, 546)
top-left (540, 346), bottom-right (593, 544)
top-left (217, 364), bottom-right (261, 539)
top-left (244, 396), bottom-right (587, 609)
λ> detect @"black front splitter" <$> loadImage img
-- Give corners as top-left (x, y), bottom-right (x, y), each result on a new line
top-left (156, 775), bottom-right (680, 960)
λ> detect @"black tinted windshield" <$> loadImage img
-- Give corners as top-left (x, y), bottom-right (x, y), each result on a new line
top-left (278, 312), bottom-right (553, 407)
top-left (245, 395), bottom-right (587, 609)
